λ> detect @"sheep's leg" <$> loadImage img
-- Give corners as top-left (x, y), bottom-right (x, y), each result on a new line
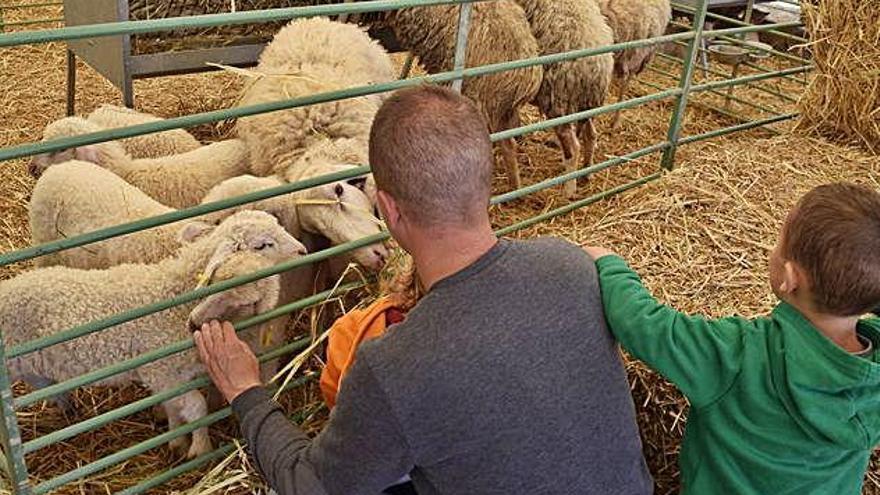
top-left (163, 390), bottom-right (212, 459)
top-left (162, 398), bottom-right (189, 455)
top-left (500, 138), bottom-right (521, 191)
top-left (555, 124), bottom-right (581, 199)
top-left (610, 76), bottom-right (631, 130)
top-left (180, 391), bottom-right (212, 459)
top-left (580, 118), bottom-right (598, 169)
top-left (21, 373), bottom-right (75, 416)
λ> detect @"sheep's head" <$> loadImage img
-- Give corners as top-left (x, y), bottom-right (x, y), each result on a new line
top-left (180, 210), bottom-right (308, 285)
top-left (187, 251), bottom-right (281, 332)
top-left (28, 117), bottom-right (128, 178)
top-left (199, 175), bottom-right (299, 236)
top-left (296, 172), bottom-right (388, 272)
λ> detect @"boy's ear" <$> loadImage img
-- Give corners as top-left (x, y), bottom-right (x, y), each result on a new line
top-left (778, 260), bottom-right (801, 294)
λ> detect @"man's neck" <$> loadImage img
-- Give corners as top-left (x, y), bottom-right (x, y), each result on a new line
top-left (409, 223), bottom-right (497, 291)
top-left (788, 298), bottom-right (863, 353)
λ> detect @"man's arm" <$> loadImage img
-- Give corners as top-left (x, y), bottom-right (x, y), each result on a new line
top-left (196, 321), bottom-right (414, 495)
top-left (585, 250), bottom-right (750, 408)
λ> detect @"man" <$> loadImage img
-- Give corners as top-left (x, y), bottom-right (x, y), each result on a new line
top-left (194, 85), bottom-right (653, 495)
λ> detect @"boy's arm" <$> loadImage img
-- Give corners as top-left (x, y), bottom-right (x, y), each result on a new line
top-left (589, 251), bottom-right (750, 408)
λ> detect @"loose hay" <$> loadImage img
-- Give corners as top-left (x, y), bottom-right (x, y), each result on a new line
top-left (796, 0), bottom-right (880, 154)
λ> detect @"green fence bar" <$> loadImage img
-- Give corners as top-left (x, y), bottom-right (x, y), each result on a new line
top-left (661, 0), bottom-right (709, 169)
top-left (0, 0), bottom-right (484, 47)
top-left (0, 165), bottom-right (370, 267)
top-left (451, 1), bottom-right (473, 93)
top-left (116, 403), bottom-right (325, 495)
top-left (656, 52), bottom-right (799, 103)
top-left (497, 173), bottom-right (663, 236)
top-left (671, 1), bottom-right (808, 43)
top-left (21, 332), bottom-right (315, 453)
top-left (679, 112), bottom-right (797, 145)
top-left (0, 337), bottom-right (29, 494)
top-left (647, 65), bottom-right (785, 116)
top-left (0, 30), bottom-right (697, 164)
top-left (21, 282), bottom-right (364, 453)
top-left (690, 65), bottom-right (811, 94)
top-left (635, 76), bottom-right (780, 135)
top-left (31, 373), bottom-right (316, 495)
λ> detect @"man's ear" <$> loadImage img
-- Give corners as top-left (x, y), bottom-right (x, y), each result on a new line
top-left (376, 190), bottom-right (400, 226)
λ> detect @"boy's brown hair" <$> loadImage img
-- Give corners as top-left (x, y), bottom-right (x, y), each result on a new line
top-left (782, 182), bottom-right (880, 316)
top-left (369, 84), bottom-right (493, 227)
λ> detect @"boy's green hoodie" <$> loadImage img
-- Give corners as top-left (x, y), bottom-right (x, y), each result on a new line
top-left (595, 255), bottom-right (880, 495)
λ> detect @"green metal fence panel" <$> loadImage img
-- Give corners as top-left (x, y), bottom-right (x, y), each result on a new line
top-left (0, 0), bottom-right (809, 492)
top-left (660, 0), bottom-right (710, 169)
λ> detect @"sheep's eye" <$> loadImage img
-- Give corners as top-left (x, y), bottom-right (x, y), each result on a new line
top-left (334, 184), bottom-right (344, 197)
top-left (255, 240), bottom-right (275, 251)
top-left (346, 177), bottom-right (367, 191)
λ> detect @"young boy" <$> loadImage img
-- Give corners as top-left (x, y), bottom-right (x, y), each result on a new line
top-left (585, 182), bottom-right (880, 495)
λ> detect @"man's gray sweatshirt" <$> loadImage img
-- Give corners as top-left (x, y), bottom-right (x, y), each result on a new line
top-left (232, 238), bottom-right (653, 495)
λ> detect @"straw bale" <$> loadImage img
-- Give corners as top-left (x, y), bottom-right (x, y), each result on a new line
top-left (796, 0), bottom-right (880, 154)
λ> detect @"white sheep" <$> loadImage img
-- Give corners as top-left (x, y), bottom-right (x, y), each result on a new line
top-left (30, 160), bottom-right (386, 272)
top-left (257, 16), bottom-right (395, 93)
top-left (513, 0), bottom-right (615, 198)
top-left (234, 17), bottom-right (395, 177)
top-left (594, 0), bottom-right (672, 128)
top-left (1, 210), bottom-right (305, 459)
top-left (388, 1), bottom-right (543, 190)
top-left (86, 104), bottom-right (202, 158)
top-left (28, 117), bottom-right (250, 208)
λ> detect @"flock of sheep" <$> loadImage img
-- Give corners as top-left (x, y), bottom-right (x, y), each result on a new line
top-left (0, 0), bottom-right (672, 461)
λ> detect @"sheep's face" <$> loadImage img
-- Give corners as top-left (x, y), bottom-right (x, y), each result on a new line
top-left (187, 253), bottom-right (282, 332)
top-left (195, 210), bottom-right (308, 265)
top-left (29, 145), bottom-right (105, 177)
top-left (28, 117), bottom-right (119, 177)
top-left (298, 180), bottom-right (388, 272)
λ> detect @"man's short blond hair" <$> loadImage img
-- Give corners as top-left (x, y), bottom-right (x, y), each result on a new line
top-left (369, 85), bottom-right (494, 227)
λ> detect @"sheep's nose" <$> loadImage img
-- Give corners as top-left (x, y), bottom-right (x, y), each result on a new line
top-left (188, 318), bottom-right (201, 333)
top-left (373, 248), bottom-right (387, 266)
top-left (297, 246), bottom-right (308, 256)
top-left (27, 161), bottom-right (41, 178)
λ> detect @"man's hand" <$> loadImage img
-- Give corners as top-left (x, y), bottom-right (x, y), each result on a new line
top-left (583, 245), bottom-right (617, 261)
top-left (194, 320), bottom-right (262, 404)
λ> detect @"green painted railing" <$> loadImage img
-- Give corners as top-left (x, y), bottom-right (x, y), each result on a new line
top-left (0, 0), bottom-right (808, 492)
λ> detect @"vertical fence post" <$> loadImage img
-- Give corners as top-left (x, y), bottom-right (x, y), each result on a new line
top-left (724, 0), bottom-right (755, 108)
top-left (450, 1), bottom-right (473, 93)
top-left (660, 0), bottom-right (709, 170)
top-left (0, 334), bottom-right (30, 495)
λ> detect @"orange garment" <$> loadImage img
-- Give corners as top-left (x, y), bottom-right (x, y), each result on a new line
top-left (320, 296), bottom-right (407, 408)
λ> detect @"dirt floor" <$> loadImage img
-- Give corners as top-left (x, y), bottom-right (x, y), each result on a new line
top-left (1, 2), bottom-right (879, 494)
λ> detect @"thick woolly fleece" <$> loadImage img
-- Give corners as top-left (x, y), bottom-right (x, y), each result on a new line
top-left (232, 238), bottom-right (653, 495)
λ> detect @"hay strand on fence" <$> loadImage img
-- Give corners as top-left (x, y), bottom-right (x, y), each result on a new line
top-left (796, 0), bottom-right (880, 154)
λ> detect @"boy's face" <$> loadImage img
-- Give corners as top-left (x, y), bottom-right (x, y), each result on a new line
top-left (769, 239), bottom-right (786, 300)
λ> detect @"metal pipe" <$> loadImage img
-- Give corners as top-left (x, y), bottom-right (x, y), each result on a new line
top-left (0, 30), bottom-right (698, 164)
top-left (679, 112), bottom-right (797, 144)
top-left (660, 0), bottom-right (709, 169)
top-left (450, 1), bottom-right (472, 93)
top-left (21, 333), bottom-right (315, 453)
top-left (0, 0), bottom-right (485, 47)
top-left (31, 374), bottom-right (316, 495)
top-left (670, 1), bottom-right (808, 43)
top-left (655, 52), bottom-right (798, 103)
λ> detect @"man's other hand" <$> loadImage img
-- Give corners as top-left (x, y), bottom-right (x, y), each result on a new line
top-left (194, 320), bottom-right (262, 403)
top-left (583, 246), bottom-right (617, 261)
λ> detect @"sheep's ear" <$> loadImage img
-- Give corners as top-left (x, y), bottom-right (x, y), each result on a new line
top-left (179, 221), bottom-right (214, 243)
top-left (73, 145), bottom-right (100, 164)
top-left (199, 240), bottom-right (239, 286)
